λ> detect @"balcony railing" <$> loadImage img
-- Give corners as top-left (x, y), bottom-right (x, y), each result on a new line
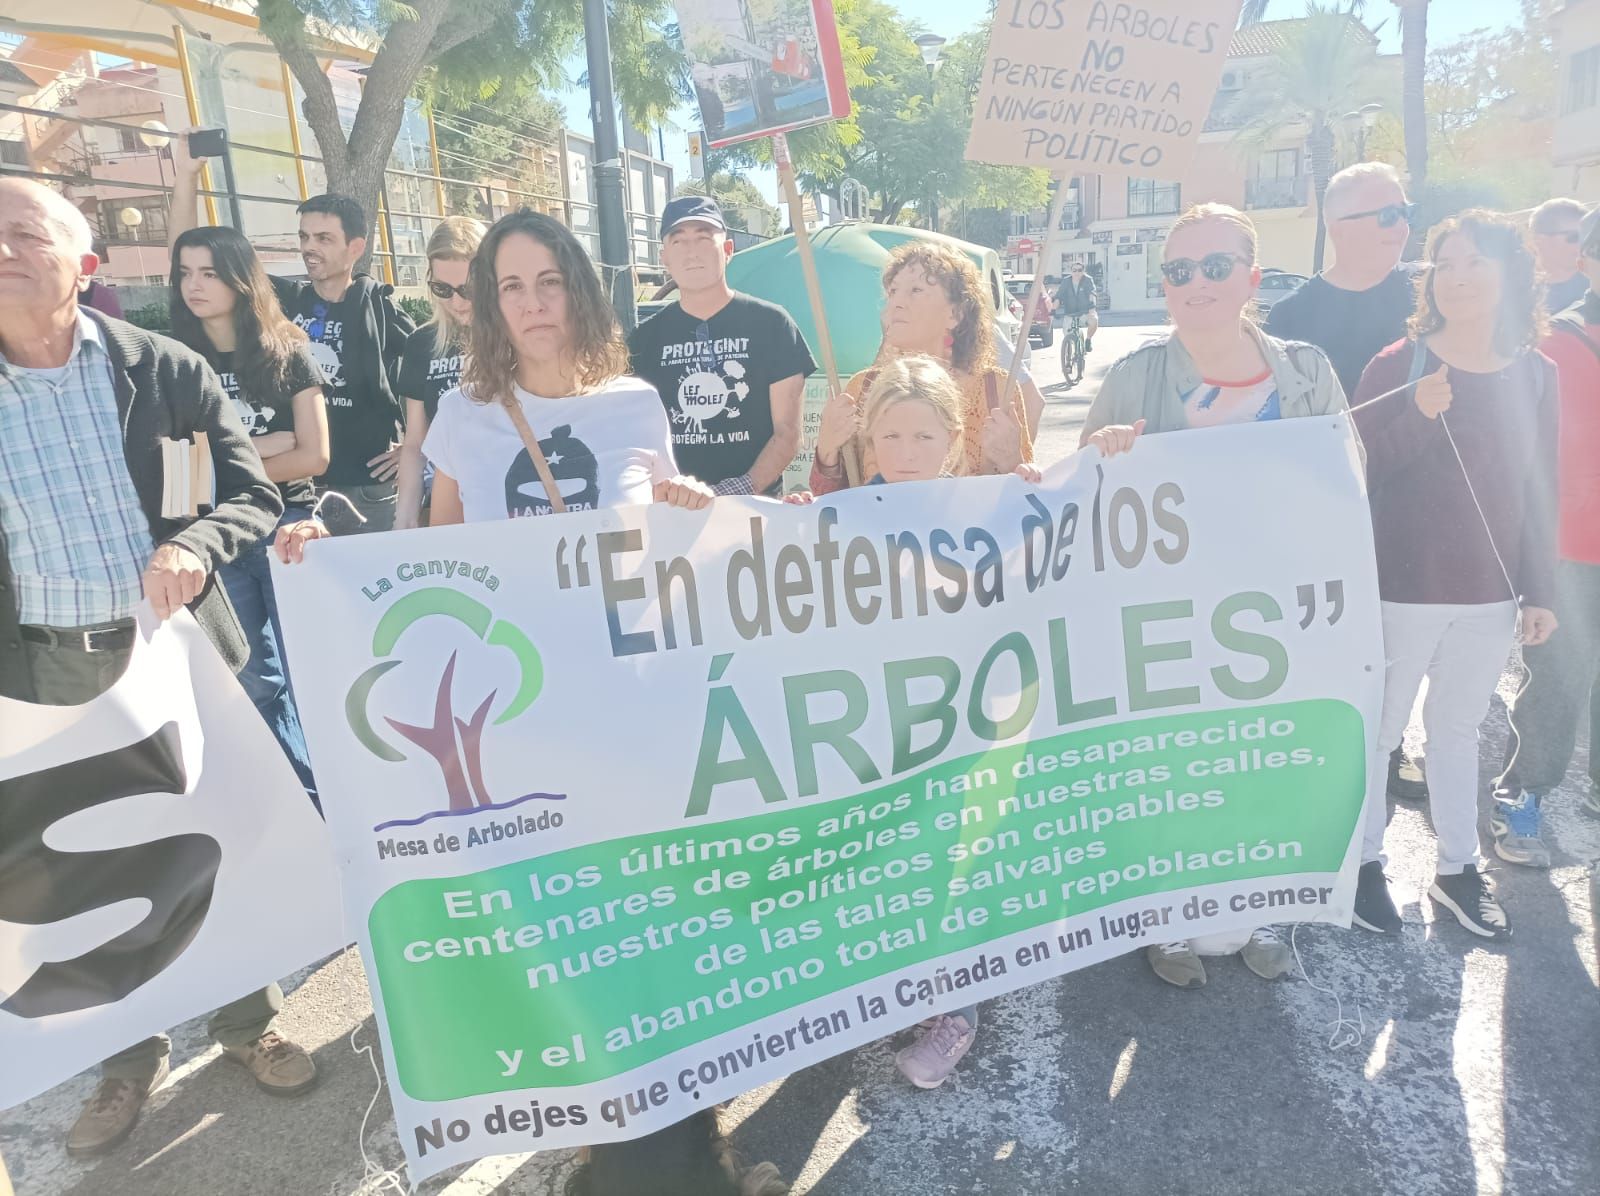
top-left (1246, 176), bottom-right (1309, 209)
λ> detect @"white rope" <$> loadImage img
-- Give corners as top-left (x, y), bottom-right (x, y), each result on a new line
top-left (1290, 923), bottom-right (1366, 1051)
top-left (332, 1008), bottom-right (411, 1196)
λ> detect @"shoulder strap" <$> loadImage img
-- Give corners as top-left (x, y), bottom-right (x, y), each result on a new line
top-left (984, 370), bottom-right (1000, 412)
top-left (502, 398), bottom-right (567, 514)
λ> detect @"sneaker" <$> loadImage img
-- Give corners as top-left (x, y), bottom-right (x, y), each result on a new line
top-left (894, 1014), bottom-right (975, 1089)
top-left (1491, 790), bottom-right (1551, 868)
top-left (1353, 860), bottom-right (1403, 934)
top-left (1146, 940), bottom-right (1206, 988)
top-left (222, 1030), bottom-right (317, 1096)
top-left (1239, 926), bottom-right (1295, 980)
top-left (65, 1055), bottom-right (169, 1158)
top-left (1387, 747), bottom-right (1428, 802)
top-left (1429, 865), bottom-right (1510, 940)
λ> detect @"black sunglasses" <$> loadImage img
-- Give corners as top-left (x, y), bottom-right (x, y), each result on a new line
top-left (428, 278), bottom-right (470, 301)
top-left (1160, 253), bottom-right (1250, 287)
top-left (1540, 230), bottom-right (1582, 245)
top-left (1337, 202), bottom-right (1419, 229)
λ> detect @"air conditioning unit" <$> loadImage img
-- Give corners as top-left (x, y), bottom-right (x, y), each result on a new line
top-left (1219, 70), bottom-right (1243, 92)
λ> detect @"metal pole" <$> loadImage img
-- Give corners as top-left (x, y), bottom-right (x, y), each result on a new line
top-left (426, 110), bottom-right (447, 217)
top-left (215, 134), bottom-right (243, 231)
top-left (172, 24), bottom-right (218, 227)
top-left (280, 61), bottom-right (309, 201)
top-left (582, 0), bottom-right (636, 334)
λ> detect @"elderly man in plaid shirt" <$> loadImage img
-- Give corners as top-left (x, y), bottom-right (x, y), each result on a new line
top-left (0, 178), bottom-right (319, 1156)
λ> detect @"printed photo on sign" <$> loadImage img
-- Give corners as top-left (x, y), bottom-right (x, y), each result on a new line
top-left (679, 0), bottom-right (852, 148)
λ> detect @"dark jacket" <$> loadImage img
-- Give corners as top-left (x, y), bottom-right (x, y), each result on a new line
top-left (0, 312), bottom-right (282, 699)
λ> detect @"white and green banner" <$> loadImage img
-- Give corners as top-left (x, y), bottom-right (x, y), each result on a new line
top-left (274, 417), bottom-right (1380, 1180)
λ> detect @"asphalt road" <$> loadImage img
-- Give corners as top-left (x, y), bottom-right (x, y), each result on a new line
top-left (5, 321), bottom-right (1597, 1195)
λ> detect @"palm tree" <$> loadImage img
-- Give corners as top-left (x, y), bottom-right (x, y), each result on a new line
top-left (1240, 4), bottom-right (1386, 271)
top-left (1239, 0), bottom-right (1272, 24)
top-left (1393, 0), bottom-right (1430, 238)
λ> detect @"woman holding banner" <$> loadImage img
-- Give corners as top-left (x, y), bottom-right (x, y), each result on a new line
top-left (276, 210), bottom-right (712, 556)
top-left (810, 242), bottom-right (1043, 492)
top-left (1080, 203), bottom-right (1348, 988)
top-left (1349, 211), bottom-right (1558, 942)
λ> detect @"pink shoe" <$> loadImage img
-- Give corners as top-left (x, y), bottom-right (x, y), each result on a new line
top-left (894, 1014), bottom-right (975, 1089)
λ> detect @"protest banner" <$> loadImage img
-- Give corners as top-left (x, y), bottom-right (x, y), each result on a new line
top-left (274, 417), bottom-right (1380, 1179)
top-left (0, 612), bottom-right (345, 1110)
top-left (968, 0), bottom-right (1242, 422)
top-left (966, 0), bottom-right (1242, 173)
top-left (679, 0), bottom-right (851, 149)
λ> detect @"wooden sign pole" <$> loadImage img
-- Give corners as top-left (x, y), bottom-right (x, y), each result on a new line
top-left (774, 132), bottom-right (861, 486)
top-left (998, 177), bottom-right (1072, 424)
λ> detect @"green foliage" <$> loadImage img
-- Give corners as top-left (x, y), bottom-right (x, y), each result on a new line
top-left (398, 295), bottom-right (434, 326)
top-left (125, 302), bottom-right (170, 333)
top-left (1422, 3), bottom-right (1557, 212)
top-left (676, 172), bottom-right (780, 234)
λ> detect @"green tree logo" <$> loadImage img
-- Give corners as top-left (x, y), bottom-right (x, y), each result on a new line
top-left (344, 588), bottom-right (543, 814)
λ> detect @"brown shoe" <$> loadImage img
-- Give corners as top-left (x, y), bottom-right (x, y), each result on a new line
top-left (65, 1056), bottom-right (169, 1158)
top-left (222, 1030), bottom-right (317, 1096)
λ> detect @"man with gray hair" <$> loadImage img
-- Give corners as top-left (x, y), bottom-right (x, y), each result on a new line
top-left (1529, 197), bottom-right (1591, 315)
top-left (1266, 161), bottom-right (1418, 397)
top-left (0, 178), bottom-right (316, 1156)
top-left (1266, 162), bottom-right (1428, 810)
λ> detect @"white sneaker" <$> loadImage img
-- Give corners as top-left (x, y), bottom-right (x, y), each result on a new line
top-left (1146, 940), bottom-right (1206, 988)
top-left (894, 1014), bottom-right (975, 1089)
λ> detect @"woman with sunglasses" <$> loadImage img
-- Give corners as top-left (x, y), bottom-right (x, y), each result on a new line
top-left (1080, 202), bottom-right (1348, 989)
top-left (277, 209), bottom-right (711, 560)
top-left (394, 217), bottom-right (485, 529)
top-left (1348, 211), bottom-right (1559, 942)
top-left (169, 224), bottom-right (328, 802)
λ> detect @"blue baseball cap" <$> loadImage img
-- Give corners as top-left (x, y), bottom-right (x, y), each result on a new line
top-left (661, 195), bottom-right (726, 240)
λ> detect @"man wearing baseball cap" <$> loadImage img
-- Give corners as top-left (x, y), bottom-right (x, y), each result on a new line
top-left (628, 196), bottom-right (813, 496)
top-left (1493, 205), bottom-right (1600, 864)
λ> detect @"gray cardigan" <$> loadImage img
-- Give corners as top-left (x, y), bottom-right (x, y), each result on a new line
top-left (1082, 321), bottom-right (1350, 438)
top-left (0, 312), bottom-right (282, 699)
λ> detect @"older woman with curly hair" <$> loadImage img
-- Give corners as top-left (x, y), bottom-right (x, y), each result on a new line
top-left (810, 241), bottom-right (1043, 492)
top-left (1350, 210), bottom-right (1559, 942)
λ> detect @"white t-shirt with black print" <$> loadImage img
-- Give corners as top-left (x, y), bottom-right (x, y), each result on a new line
top-left (422, 377), bottom-right (678, 523)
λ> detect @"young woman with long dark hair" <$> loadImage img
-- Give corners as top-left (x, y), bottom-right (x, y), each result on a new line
top-left (170, 224), bottom-right (327, 801)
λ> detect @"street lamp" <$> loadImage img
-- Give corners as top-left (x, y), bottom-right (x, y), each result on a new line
top-left (1342, 102), bottom-right (1383, 162)
top-left (120, 205), bottom-right (145, 280)
top-left (914, 33), bottom-right (947, 231)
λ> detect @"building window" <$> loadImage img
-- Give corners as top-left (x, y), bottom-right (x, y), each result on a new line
top-left (1247, 149), bottom-right (1307, 208)
top-left (1127, 178), bottom-right (1180, 218)
top-left (116, 127), bottom-right (142, 154)
top-left (1565, 45), bottom-right (1600, 115)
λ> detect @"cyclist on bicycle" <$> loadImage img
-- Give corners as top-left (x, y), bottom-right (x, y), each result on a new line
top-left (1056, 260), bottom-right (1099, 353)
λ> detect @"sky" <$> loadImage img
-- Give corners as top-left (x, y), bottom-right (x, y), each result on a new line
top-left (560, 0), bottom-right (1530, 207)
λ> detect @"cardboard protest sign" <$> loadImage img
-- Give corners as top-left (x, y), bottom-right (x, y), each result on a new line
top-left (678, 0), bottom-right (851, 148)
top-left (968, 0), bottom-right (1243, 177)
top-left (275, 417), bottom-right (1379, 1180)
top-left (0, 612), bottom-right (344, 1109)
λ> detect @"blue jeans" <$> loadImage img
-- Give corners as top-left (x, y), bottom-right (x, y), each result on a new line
top-left (220, 508), bottom-right (319, 808)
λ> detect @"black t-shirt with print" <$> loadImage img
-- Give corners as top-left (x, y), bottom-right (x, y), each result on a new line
top-left (627, 293), bottom-right (815, 495)
top-left (270, 274), bottom-right (411, 486)
top-left (1264, 267), bottom-right (1417, 399)
top-left (215, 345), bottom-right (322, 509)
top-left (397, 321), bottom-right (468, 424)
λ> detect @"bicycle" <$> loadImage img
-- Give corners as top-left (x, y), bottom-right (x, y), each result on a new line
top-left (1059, 313), bottom-right (1088, 387)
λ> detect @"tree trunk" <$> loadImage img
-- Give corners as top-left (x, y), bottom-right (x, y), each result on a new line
top-left (1399, 0), bottom-right (1430, 255)
top-left (257, 0), bottom-right (492, 272)
top-left (1308, 122), bottom-right (1336, 274)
